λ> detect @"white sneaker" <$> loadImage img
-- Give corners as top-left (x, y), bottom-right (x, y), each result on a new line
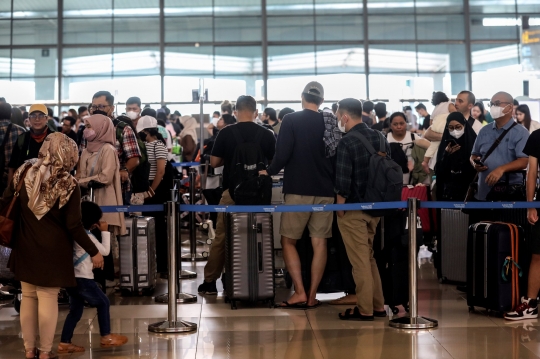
top-left (504, 297), bottom-right (539, 321)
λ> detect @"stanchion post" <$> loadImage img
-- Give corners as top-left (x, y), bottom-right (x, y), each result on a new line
top-left (148, 201), bottom-right (197, 333)
top-left (389, 197), bottom-right (438, 329)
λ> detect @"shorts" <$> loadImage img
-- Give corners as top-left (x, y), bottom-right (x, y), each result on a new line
top-left (280, 194), bottom-right (334, 240)
top-left (530, 222), bottom-right (540, 255)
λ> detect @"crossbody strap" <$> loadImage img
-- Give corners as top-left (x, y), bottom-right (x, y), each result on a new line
top-left (348, 130), bottom-right (386, 156)
top-left (482, 122), bottom-right (518, 162)
top-left (5, 165), bottom-right (31, 218)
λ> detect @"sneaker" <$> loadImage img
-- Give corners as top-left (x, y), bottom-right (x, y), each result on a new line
top-left (505, 297), bottom-right (539, 321)
top-left (198, 280), bottom-right (218, 295)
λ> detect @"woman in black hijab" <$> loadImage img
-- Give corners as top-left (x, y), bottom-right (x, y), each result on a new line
top-left (435, 112), bottom-right (478, 201)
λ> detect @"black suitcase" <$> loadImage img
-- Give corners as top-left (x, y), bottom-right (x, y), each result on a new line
top-left (467, 222), bottom-right (524, 313)
top-left (375, 214), bottom-right (410, 314)
top-left (285, 213), bottom-right (355, 294)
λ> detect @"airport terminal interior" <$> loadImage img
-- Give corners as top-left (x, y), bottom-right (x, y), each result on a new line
top-left (1, 0), bottom-right (540, 358)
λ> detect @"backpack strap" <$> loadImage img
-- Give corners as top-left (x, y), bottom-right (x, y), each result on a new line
top-left (116, 121), bottom-right (127, 148)
top-left (230, 125), bottom-right (244, 146)
top-left (348, 130), bottom-right (385, 155)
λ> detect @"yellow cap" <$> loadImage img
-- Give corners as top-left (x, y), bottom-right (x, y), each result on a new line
top-left (29, 104), bottom-right (48, 115)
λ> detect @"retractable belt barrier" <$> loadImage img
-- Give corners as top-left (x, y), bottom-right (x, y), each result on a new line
top-left (172, 162), bottom-right (200, 167)
top-left (98, 201), bottom-right (540, 213)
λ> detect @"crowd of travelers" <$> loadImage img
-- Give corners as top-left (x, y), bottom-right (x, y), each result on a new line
top-left (0, 80), bottom-right (539, 357)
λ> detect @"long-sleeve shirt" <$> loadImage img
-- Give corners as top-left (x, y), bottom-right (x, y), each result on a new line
top-left (74, 231), bottom-right (111, 279)
top-left (334, 123), bottom-right (391, 203)
top-left (267, 109), bottom-right (334, 197)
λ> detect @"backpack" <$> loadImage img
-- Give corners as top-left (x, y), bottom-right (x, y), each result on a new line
top-left (348, 131), bottom-right (403, 217)
top-left (228, 125), bottom-right (272, 205)
top-left (115, 121), bottom-right (150, 193)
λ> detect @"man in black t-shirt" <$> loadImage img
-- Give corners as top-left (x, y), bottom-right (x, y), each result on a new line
top-left (506, 130), bottom-right (540, 320)
top-left (198, 95), bottom-right (276, 295)
top-left (415, 103), bottom-right (431, 131)
top-left (362, 100), bottom-right (374, 127)
top-left (8, 103), bottom-right (55, 184)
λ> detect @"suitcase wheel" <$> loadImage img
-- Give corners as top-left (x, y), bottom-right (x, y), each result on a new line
top-left (120, 289), bottom-right (132, 297)
top-left (230, 300), bottom-right (237, 310)
top-left (404, 304), bottom-right (409, 313)
top-left (391, 306), bottom-right (399, 315)
top-left (266, 299), bottom-right (275, 308)
top-left (439, 276), bottom-right (447, 284)
top-left (224, 296), bottom-right (229, 303)
top-left (468, 306), bottom-right (475, 313)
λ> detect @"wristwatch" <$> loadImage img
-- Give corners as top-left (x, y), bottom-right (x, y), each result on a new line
top-left (120, 167), bottom-right (128, 172)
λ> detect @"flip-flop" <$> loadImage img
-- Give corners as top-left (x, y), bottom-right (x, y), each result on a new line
top-left (277, 301), bottom-right (307, 309)
top-left (305, 300), bottom-right (322, 310)
top-left (338, 307), bottom-right (374, 321)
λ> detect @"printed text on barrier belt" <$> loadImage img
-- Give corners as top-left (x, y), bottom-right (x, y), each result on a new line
top-left (100, 204), bottom-right (165, 213)
top-left (419, 201), bottom-right (540, 209)
top-left (172, 162), bottom-right (200, 167)
top-left (180, 202), bottom-right (408, 213)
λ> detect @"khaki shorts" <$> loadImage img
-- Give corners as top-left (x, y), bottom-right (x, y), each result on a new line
top-left (280, 194), bottom-right (334, 240)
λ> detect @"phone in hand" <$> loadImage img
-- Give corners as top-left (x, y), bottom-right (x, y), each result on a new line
top-left (446, 139), bottom-right (457, 147)
top-left (473, 159), bottom-right (485, 167)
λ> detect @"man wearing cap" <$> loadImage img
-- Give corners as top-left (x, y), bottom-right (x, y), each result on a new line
top-left (8, 103), bottom-right (56, 184)
top-left (261, 81), bottom-right (335, 309)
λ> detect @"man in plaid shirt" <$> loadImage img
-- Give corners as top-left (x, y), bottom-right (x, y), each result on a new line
top-left (88, 91), bottom-right (141, 195)
top-left (0, 102), bottom-right (26, 193)
top-left (334, 98), bottom-right (391, 321)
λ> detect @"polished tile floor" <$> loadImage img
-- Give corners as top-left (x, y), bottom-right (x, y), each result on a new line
top-left (1, 258), bottom-right (539, 359)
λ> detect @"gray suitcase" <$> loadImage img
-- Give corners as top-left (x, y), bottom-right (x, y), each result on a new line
top-left (440, 209), bottom-right (468, 283)
top-left (119, 217), bottom-right (157, 295)
top-left (224, 213), bottom-right (275, 309)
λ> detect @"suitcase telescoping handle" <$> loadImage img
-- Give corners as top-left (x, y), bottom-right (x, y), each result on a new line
top-left (253, 222), bottom-right (264, 273)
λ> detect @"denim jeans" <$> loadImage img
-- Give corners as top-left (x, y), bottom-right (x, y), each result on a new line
top-left (60, 278), bottom-right (111, 343)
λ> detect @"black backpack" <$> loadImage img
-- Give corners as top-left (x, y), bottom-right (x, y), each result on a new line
top-left (228, 126), bottom-right (272, 205)
top-left (348, 131), bottom-right (403, 217)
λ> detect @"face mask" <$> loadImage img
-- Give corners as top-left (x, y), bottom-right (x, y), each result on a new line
top-left (83, 128), bottom-right (96, 141)
top-left (92, 110), bottom-right (108, 117)
top-left (338, 119), bottom-right (346, 133)
top-left (211, 117), bottom-right (219, 127)
top-left (82, 115), bottom-right (90, 120)
top-left (450, 129), bottom-right (464, 139)
top-left (126, 111), bottom-right (139, 120)
top-left (139, 132), bottom-right (147, 142)
top-left (489, 105), bottom-right (509, 120)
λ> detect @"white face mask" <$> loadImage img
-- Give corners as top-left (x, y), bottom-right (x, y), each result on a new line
top-left (211, 117), bottom-right (219, 127)
top-left (126, 111), bottom-right (139, 120)
top-left (489, 105), bottom-right (509, 120)
top-left (450, 129), bottom-right (464, 139)
top-left (82, 115), bottom-right (90, 120)
top-left (338, 119), bottom-right (346, 133)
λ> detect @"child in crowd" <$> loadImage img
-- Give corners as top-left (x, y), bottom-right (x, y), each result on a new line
top-left (58, 201), bottom-right (128, 354)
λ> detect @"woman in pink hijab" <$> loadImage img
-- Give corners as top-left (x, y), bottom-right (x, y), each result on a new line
top-left (77, 114), bottom-right (126, 237)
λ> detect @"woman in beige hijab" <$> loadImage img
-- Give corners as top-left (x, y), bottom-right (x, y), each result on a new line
top-left (3, 133), bottom-right (103, 359)
top-left (77, 114), bottom-right (126, 236)
top-left (179, 115), bottom-right (198, 162)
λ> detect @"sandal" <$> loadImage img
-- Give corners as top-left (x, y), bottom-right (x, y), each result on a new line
top-left (338, 307), bottom-right (374, 321)
top-left (100, 333), bottom-right (128, 347)
top-left (276, 301), bottom-right (307, 310)
top-left (38, 351), bottom-right (58, 359)
top-left (305, 300), bottom-right (322, 310)
top-left (25, 348), bottom-right (37, 359)
top-left (57, 343), bottom-right (85, 354)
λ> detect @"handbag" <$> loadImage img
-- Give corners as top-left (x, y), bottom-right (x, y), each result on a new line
top-left (486, 171), bottom-right (526, 202)
top-left (0, 166), bottom-right (31, 248)
top-left (464, 122), bottom-right (518, 203)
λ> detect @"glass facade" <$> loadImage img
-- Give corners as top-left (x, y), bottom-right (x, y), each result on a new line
top-left (0, 0), bottom-right (539, 113)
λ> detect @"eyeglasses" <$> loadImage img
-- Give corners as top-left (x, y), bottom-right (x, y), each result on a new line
top-left (488, 101), bottom-right (511, 108)
top-left (28, 113), bottom-right (47, 120)
top-left (448, 125), bottom-right (463, 131)
top-left (89, 104), bottom-right (110, 111)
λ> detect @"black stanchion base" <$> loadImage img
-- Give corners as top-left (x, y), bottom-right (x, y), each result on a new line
top-left (148, 320), bottom-right (197, 333)
top-left (155, 293), bottom-right (197, 304)
top-left (181, 252), bottom-right (206, 262)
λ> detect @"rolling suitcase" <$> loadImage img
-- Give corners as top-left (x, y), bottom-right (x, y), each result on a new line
top-left (375, 214), bottom-right (410, 314)
top-left (439, 209), bottom-right (469, 283)
top-left (119, 217), bottom-right (157, 296)
top-left (224, 213), bottom-right (275, 309)
top-left (467, 222), bottom-right (523, 313)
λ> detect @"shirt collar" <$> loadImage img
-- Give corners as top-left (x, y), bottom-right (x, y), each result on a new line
top-left (350, 123), bottom-right (368, 131)
top-left (491, 118), bottom-right (515, 131)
